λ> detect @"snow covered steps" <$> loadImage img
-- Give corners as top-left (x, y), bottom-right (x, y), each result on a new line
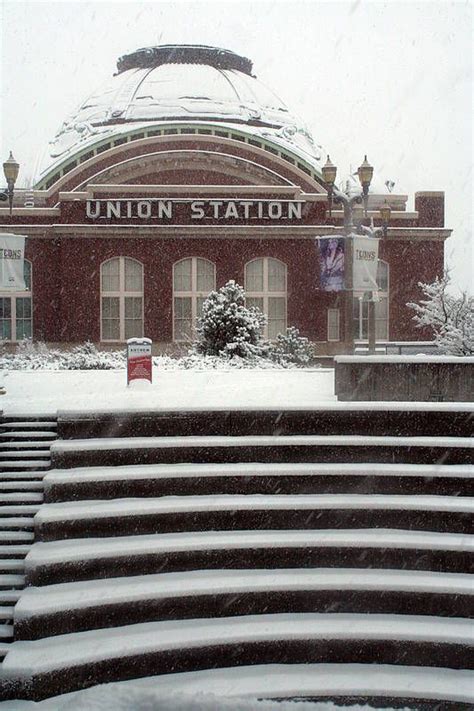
top-left (0, 415), bottom-right (57, 663)
top-left (43, 462), bottom-right (474, 500)
top-left (50, 434), bottom-right (474, 468)
top-left (24, 529), bottom-right (474, 587)
top-left (34, 493), bottom-right (474, 541)
top-left (14, 568), bottom-right (474, 640)
top-left (3, 613), bottom-right (474, 701)
top-left (3, 407), bottom-right (473, 704)
top-left (9, 663), bottom-right (472, 709)
top-left (57, 406), bottom-right (474, 440)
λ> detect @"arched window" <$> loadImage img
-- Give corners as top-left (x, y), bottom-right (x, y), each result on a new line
top-left (353, 259), bottom-right (389, 341)
top-left (101, 257), bottom-right (143, 341)
top-left (0, 260), bottom-right (32, 341)
top-left (245, 257), bottom-right (287, 339)
top-left (173, 257), bottom-right (215, 342)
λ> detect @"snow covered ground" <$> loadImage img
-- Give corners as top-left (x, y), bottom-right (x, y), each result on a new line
top-left (2, 368), bottom-right (473, 416)
top-left (0, 368), bottom-right (334, 416)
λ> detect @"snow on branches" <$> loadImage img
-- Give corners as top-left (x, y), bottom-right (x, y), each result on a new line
top-left (195, 280), bottom-right (268, 359)
top-left (408, 274), bottom-right (474, 356)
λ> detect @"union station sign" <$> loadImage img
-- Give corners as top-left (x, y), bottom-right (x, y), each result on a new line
top-left (85, 198), bottom-right (304, 222)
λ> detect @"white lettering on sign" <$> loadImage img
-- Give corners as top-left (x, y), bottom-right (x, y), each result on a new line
top-left (85, 199), bottom-right (304, 222)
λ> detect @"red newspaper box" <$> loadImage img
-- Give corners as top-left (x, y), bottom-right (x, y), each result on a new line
top-left (126, 337), bottom-right (152, 385)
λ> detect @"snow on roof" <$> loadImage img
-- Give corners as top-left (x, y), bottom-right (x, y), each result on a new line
top-left (35, 45), bottom-right (325, 184)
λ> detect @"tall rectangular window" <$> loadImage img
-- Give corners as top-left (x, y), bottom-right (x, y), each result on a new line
top-left (245, 257), bottom-right (287, 340)
top-left (0, 260), bottom-right (32, 342)
top-left (327, 308), bottom-right (340, 341)
top-left (173, 258), bottom-right (216, 342)
top-left (101, 257), bottom-right (143, 341)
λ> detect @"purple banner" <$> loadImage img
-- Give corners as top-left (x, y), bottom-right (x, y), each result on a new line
top-left (318, 237), bottom-right (345, 291)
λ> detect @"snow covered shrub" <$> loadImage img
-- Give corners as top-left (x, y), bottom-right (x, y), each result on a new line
top-left (269, 326), bottom-right (316, 365)
top-left (0, 340), bottom-right (57, 370)
top-left (0, 341), bottom-right (126, 370)
top-left (408, 274), bottom-right (474, 356)
top-left (195, 280), bottom-right (268, 359)
top-left (62, 342), bottom-right (125, 370)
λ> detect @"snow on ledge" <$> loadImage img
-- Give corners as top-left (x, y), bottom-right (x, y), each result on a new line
top-left (335, 355), bottom-right (474, 364)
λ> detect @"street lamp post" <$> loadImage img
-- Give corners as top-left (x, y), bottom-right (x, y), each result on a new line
top-left (2, 152), bottom-right (20, 216)
top-left (322, 155), bottom-right (374, 354)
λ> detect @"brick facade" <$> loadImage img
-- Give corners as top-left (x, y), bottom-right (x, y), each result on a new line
top-left (0, 134), bottom-right (450, 353)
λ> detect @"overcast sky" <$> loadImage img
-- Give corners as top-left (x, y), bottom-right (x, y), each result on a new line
top-left (1, 0), bottom-right (472, 292)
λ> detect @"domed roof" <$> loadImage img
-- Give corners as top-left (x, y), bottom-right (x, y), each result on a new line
top-left (35, 45), bottom-right (324, 186)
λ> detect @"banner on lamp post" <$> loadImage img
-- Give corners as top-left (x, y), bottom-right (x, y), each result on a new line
top-left (353, 235), bottom-right (379, 292)
top-left (317, 236), bottom-right (345, 292)
top-left (0, 233), bottom-right (26, 291)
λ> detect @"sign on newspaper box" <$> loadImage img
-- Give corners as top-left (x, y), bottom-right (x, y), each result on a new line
top-left (126, 338), bottom-right (152, 385)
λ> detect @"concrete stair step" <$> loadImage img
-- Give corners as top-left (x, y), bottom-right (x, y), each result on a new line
top-left (0, 642), bottom-right (11, 661)
top-left (0, 451), bottom-right (52, 460)
top-left (0, 430), bottom-right (58, 446)
top-left (0, 545), bottom-right (30, 558)
top-left (0, 559), bottom-right (24, 574)
top-left (57, 407), bottom-right (474, 439)
top-left (0, 493), bottom-right (43, 505)
top-left (34, 494), bottom-right (474, 541)
top-left (43, 462), bottom-right (474, 502)
top-left (0, 481), bottom-right (44, 491)
top-left (0, 518), bottom-right (34, 530)
top-left (15, 568), bottom-right (474, 640)
top-left (2, 613), bottom-right (473, 700)
top-left (0, 530), bottom-right (34, 543)
top-left (1, 442), bottom-right (53, 451)
top-left (0, 461), bottom-right (51, 471)
top-left (0, 591), bottom-right (21, 603)
top-left (0, 573), bottom-right (25, 590)
top-left (0, 606), bottom-right (15, 620)
top-left (25, 529), bottom-right (474, 587)
top-left (0, 471), bottom-right (45, 481)
top-left (4, 663), bottom-right (470, 709)
top-left (50, 434), bottom-right (474, 468)
top-left (0, 624), bottom-right (13, 640)
top-left (0, 506), bottom-right (40, 517)
top-left (1, 422), bottom-right (57, 430)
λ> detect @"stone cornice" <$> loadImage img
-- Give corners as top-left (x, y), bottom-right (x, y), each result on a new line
top-left (0, 224), bottom-right (452, 241)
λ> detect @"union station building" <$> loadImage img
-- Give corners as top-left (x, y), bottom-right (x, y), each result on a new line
top-left (0, 45), bottom-right (450, 353)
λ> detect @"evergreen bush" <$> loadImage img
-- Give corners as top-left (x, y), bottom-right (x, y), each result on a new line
top-left (195, 280), bottom-right (267, 359)
top-left (270, 326), bottom-right (316, 365)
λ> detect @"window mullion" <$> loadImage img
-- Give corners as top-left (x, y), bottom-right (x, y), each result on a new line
top-left (192, 258), bottom-right (197, 328)
top-left (120, 258), bottom-right (125, 342)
